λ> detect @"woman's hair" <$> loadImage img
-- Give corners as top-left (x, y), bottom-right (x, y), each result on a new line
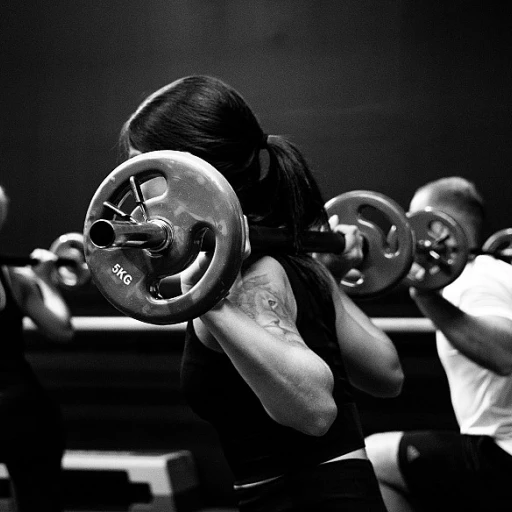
top-left (119, 75), bottom-right (329, 249)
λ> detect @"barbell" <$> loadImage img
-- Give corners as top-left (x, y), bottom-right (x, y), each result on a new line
top-left (403, 208), bottom-right (469, 291)
top-left (82, 150), bottom-right (510, 325)
top-left (403, 210), bottom-right (512, 290)
top-left (82, 151), bottom-right (420, 324)
top-left (0, 232), bottom-right (91, 290)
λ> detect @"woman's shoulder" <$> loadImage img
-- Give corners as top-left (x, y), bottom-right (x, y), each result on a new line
top-left (244, 254), bottom-right (285, 273)
top-left (241, 255), bottom-right (290, 290)
top-left (247, 254), bottom-right (336, 290)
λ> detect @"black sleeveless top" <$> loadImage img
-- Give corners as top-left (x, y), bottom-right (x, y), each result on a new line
top-left (180, 255), bottom-right (365, 484)
top-left (0, 267), bottom-right (45, 409)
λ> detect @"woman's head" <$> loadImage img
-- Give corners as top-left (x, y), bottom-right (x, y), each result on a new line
top-left (120, 75), bottom-right (328, 245)
top-left (120, 75), bottom-right (263, 180)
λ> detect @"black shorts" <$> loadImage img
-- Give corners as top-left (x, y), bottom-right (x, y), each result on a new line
top-left (398, 430), bottom-right (512, 512)
top-left (234, 459), bottom-right (387, 512)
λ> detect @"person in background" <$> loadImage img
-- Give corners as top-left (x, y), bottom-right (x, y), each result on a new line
top-left (0, 184), bottom-right (74, 512)
top-left (365, 176), bottom-right (512, 512)
top-left (118, 74), bottom-right (404, 511)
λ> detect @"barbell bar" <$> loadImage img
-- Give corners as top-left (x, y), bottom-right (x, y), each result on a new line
top-left (88, 219), bottom-right (347, 254)
top-left (0, 232), bottom-right (91, 289)
top-left (88, 191), bottom-right (413, 301)
top-left (83, 151), bottom-right (416, 325)
top-left (82, 150), bottom-right (510, 325)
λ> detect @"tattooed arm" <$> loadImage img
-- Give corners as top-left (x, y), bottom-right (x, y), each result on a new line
top-left (192, 255), bottom-right (338, 436)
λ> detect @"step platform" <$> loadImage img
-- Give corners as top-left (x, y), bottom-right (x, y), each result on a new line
top-left (0, 449), bottom-right (203, 512)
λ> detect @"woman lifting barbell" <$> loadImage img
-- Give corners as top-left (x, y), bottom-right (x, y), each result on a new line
top-left (97, 75), bottom-right (405, 512)
top-left (0, 184), bottom-right (75, 512)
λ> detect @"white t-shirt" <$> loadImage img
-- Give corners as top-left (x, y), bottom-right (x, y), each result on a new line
top-left (438, 255), bottom-right (512, 455)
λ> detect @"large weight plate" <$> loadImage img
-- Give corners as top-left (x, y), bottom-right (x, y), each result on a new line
top-left (83, 150), bottom-right (245, 325)
top-left (49, 232), bottom-right (90, 289)
top-left (325, 190), bottom-right (414, 298)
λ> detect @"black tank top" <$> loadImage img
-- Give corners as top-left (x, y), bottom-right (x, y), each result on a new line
top-left (0, 267), bottom-right (43, 405)
top-left (0, 267), bottom-right (26, 359)
top-left (180, 255), bottom-right (365, 484)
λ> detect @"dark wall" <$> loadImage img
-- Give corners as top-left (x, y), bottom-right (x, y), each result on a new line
top-left (1, 0), bottom-right (511, 256)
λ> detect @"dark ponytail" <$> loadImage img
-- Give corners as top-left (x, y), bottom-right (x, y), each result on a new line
top-left (253, 134), bottom-right (329, 250)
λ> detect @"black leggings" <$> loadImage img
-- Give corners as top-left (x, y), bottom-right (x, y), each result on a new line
top-left (399, 430), bottom-right (512, 512)
top-left (0, 395), bottom-right (66, 512)
top-left (234, 459), bottom-right (387, 512)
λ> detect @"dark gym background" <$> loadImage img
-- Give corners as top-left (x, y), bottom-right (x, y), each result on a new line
top-left (1, 0), bottom-right (511, 254)
top-left (0, 1), bottom-right (511, 509)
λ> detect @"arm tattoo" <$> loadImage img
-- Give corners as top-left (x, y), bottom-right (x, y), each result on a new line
top-left (230, 272), bottom-right (301, 342)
